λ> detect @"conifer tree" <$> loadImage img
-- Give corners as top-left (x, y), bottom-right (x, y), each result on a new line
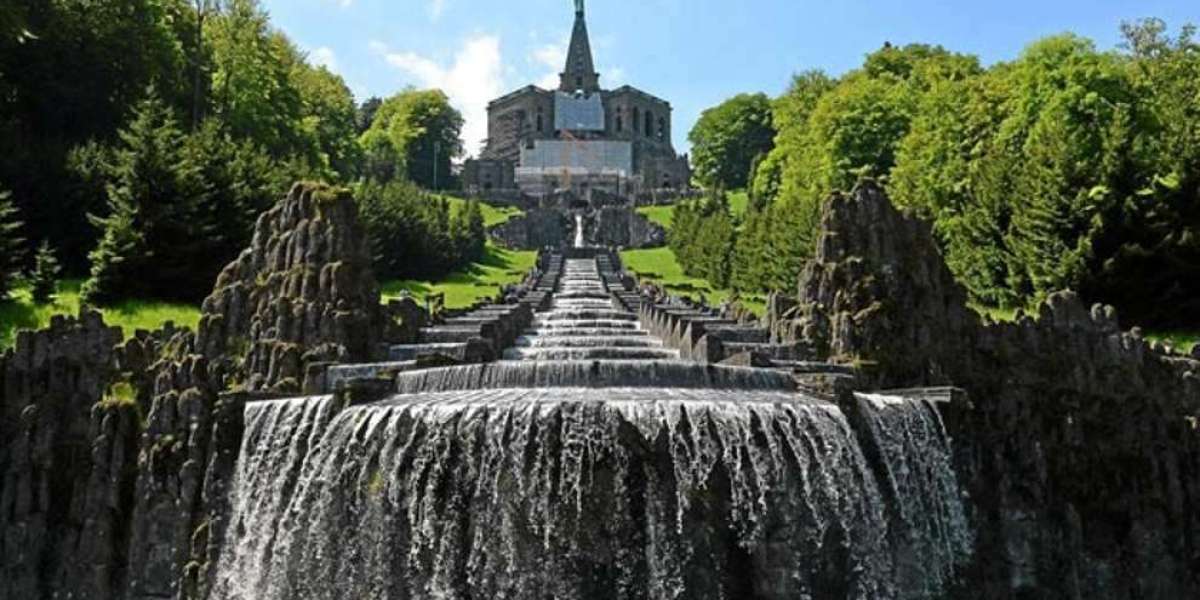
top-left (83, 88), bottom-right (207, 305)
top-left (0, 190), bottom-right (24, 300)
top-left (30, 241), bottom-right (62, 303)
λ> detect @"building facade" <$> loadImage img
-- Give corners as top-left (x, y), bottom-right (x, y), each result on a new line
top-left (463, 1), bottom-right (690, 196)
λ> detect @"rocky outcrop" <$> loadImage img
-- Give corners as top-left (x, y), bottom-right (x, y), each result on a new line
top-left (196, 182), bottom-right (386, 393)
top-left (590, 205), bottom-right (666, 248)
top-left (0, 312), bottom-right (133, 600)
top-left (774, 180), bottom-right (1200, 599)
top-left (2, 181), bottom-right (394, 600)
top-left (489, 207), bottom-right (571, 249)
top-left (773, 181), bottom-right (978, 388)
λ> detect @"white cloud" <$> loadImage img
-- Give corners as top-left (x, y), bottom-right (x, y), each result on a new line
top-left (378, 35), bottom-right (504, 157)
top-left (429, 0), bottom-right (447, 21)
top-left (531, 42), bottom-right (566, 89)
top-left (604, 66), bottom-right (626, 86)
top-left (310, 46), bottom-right (339, 72)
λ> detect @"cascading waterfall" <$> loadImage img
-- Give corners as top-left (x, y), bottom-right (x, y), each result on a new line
top-left (209, 257), bottom-right (973, 599)
top-left (574, 213), bottom-right (585, 248)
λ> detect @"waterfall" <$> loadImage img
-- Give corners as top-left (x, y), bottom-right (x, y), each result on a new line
top-left (212, 392), bottom-right (906, 599)
top-left (574, 213), bottom-right (585, 248)
top-left (208, 256), bottom-right (973, 599)
top-left (210, 397), bottom-right (340, 600)
top-left (852, 393), bottom-right (974, 596)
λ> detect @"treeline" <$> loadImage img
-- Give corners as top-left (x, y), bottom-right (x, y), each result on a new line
top-left (686, 19), bottom-right (1200, 328)
top-left (0, 0), bottom-right (474, 306)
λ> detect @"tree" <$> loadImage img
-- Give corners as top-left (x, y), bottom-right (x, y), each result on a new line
top-left (360, 89), bottom-right (463, 187)
top-left (0, 190), bottom-right (24, 300)
top-left (291, 61), bottom-right (362, 181)
top-left (688, 93), bottom-right (776, 189)
top-left (357, 96), bottom-right (383, 134)
top-left (185, 119), bottom-right (284, 285)
top-left (83, 89), bottom-right (208, 305)
top-left (30, 241), bottom-right (62, 303)
top-left (206, 0), bottom-right (306, 160)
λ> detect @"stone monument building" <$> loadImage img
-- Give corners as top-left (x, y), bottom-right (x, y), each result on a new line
top-left (463, 0), bottom-right (691, 196)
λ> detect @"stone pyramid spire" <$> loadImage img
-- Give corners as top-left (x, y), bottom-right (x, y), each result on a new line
top-left (560, 0), bottom-right (600, 93)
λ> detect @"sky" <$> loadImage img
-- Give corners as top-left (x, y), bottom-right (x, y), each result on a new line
top-left (261, 0), bottom-right (1199, 157)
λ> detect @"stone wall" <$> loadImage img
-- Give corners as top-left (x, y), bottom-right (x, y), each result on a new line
top-left (774, 180), bottom-right (1200, 598)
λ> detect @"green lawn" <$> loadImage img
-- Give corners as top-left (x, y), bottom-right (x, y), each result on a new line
top-left (636, 189), bottom-right (750, 230)
top-left (1, 280), bottom-right (201, 350)
top-left (620, 247), bottom-right (765, 316)
top-left (637, 204), bottom-right (675, 228)
top-left (381, 243), bottom-right (537, 310)
top-left (1146, 331), bottom-right (1198, 354)
top-left (438, 194), bottom-right (523, 227)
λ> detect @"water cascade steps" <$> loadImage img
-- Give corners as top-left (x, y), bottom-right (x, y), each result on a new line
top-left (209, 252), bottom-right (974, 600)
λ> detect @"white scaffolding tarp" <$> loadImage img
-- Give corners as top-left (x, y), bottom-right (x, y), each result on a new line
top-left (520, 140), bottom-right (632, 174)
top-left (554, 92), bottom-right (605, 131)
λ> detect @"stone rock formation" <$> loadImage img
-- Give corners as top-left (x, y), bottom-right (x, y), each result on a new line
top-left (589, 205), bottom-right (666, 248)
top-left (489, 207), bottom-right (571, 249)
top-left (196, 182), bottom-right (387, 393)
top-left (773, 180), bottom-right (1200, 599)
top-left (1, 181), bottom-right (394, 600)
top-left (0, 312), bottom-right (133, 600)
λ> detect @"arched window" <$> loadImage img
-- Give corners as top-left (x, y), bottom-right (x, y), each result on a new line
top-left (645, 111), bottom-right (653, 137)
top-left (616, 114), bottom-right (623, 132)
top-left (536, 114), bottom-right (543, 132)
top-left (657, 117), bottom-right (666, 141)
top-left (633, 108), bottom-right (640, 133)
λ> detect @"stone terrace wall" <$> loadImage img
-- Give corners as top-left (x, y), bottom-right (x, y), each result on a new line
top-left (775, 180), bottom-right (1200, 599)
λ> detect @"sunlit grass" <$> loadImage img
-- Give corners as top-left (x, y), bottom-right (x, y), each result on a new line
top-left (1146, 331), bottom-right (1198, 354)
top-left (637, 205), bottom-right (675, 228)
top-left (636, 189), bottom-right (750, 230)
top-left (381, 243), bottom-right (537, 310)
top-left (620, 247), bottom-right (765, 316)
top-left (437, 194), bottom-right (524, 227)
top-left (0, 280), bottom-right (201, 350)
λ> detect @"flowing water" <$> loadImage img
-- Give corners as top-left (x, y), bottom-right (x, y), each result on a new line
top-left (210, 258), bottom-right (972, 599)
top-left (575, 213), bottom-right (585, 248)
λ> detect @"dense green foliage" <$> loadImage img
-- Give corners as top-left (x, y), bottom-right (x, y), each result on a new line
top-left (81, 90), bottom-right (284, 304)
top-left (696, 21), bottom-right (1199, 328)
top-left (356, 180), bottom-right (486, 281)
top-left (667, 190), bottom-right (738, 289)
top-left (688, 93), bottom-right (776, 189)
top-left (360, 90), bottom-right (464, 188)
top-left (0, 190), bottom-right (24, 299)
top-left (0, 0), bottom-right (486, 318)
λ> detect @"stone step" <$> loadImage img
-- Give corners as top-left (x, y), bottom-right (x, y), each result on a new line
top-left (502, 347), bottom-right (681, 361)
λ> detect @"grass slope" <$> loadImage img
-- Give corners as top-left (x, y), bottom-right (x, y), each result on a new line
top-left (438, 194), bottom-right (523, 227)
top-left (1, 280), bottom-right (201, 350)
top-left (381, 242), bottom-right (537, 310)
top-left (620, 247), bottom-right (765, 315)
top-left (637, 190), bottom-right (750, 230)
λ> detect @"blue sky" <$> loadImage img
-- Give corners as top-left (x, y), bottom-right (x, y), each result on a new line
top-left (262, 0), bottom-right (1198, 157)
